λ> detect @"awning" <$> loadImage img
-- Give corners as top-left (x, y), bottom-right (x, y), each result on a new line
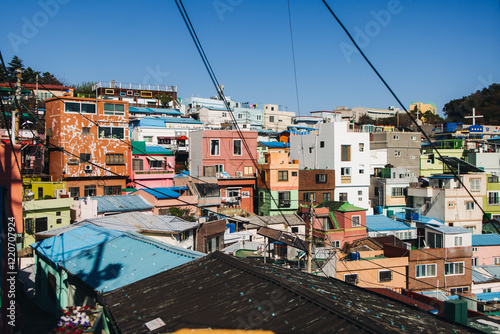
top-left (146, 156), bottom-right (164, 161)
top-left (176, 135), bottom-right (188, 140)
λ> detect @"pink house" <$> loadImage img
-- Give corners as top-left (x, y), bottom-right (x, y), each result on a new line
top-left (300, 201), bottom-right (367, 249)
top-left (132, 187), bottom-right (198, 216)
top-left (130, 141), bottom-right (175, 189)
top-left (472, 234), bottom-right (500, 266)
top-left (189, 130), bottom-right (258, 213)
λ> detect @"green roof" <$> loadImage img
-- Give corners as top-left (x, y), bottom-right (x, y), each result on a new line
top-left (316, 201), bottom-right (367, 212)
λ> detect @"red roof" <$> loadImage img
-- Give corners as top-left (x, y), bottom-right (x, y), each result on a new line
top-left (0, 83), bottom-right (74, 90)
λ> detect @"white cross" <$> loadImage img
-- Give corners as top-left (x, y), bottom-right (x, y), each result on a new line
top-left (464, 108), bottom-right (483, 125)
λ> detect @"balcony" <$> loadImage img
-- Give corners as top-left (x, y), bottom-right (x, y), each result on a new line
top-left (135, 170), bottom-right (174, 175)
top-left (279, 200), bottom-right (291, 208)
top-left (341, 176), bottom-right (351, 184)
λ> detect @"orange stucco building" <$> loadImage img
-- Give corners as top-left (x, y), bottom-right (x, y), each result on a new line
top-left (45, 97), bottom-right (129, 197)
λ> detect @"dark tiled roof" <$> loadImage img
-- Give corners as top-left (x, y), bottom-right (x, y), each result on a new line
top-left (103, 252), bottom-right (477, 334)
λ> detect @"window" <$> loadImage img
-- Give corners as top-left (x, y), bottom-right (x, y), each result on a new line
top-left (80, 153), bottom-right (91, 163)
top-left (483, 288), bottom-right (492, 293)
top-left (38, 187), bottom-right (43, 199)
top-left (104, 186), bottom-right (122, 195)
top-left (471, 179), bottom-right (481, 191)
top-left (379, 270), bottom-right (392, 282)
top-left (292, 171), bottom-right (297, 177)
top-left (394, 150), bottom-right (401, 157)
top-left (489, 175), bottom-right (500, 183)
top-left (448, 202), bottom-right (455, 208)
top-left (488, 191), bottom-right (500, 205)
top-left (445, 262), bottom-right (465, 276)
top-left (466, 201), bottom-right (475, 210)
top-left (106, 153), bottom-right (125, 165)
top-left (309, 147), bottom-right (313, 154)
top-left (339, 193), bottom-right (348, 201)
top-left (210, 139), bottom-right (220, 156)
top-left (359, 169), bottom-right (365, 174)
top-left (149, 160), bottom-right (164, 169)
top-left (344, 274), bottom-right (358, 285)
top-left (473, 247), bottom-right (478, 252)
top-left (48, 272), bottom-right (57, 301)
top-left (259, 192), bottom-right (264, 205)
top-left (393, 135), bottom-right (399, 140)
top-left (244, 166), bottom-right (253, 175)
top-left (25, 218), bottom-right (34, 234)
top-left (450, 287), bottom-right (469, 295)
top-left (35, 217), bottom-right (48, 233)
top-left (237, 114), bottom-right (242, 119)
top-left (98, 127), bottom-right (124, 139)
top-left (269, 116), bottom-right (275, 122)
top-left (341, 167), bottom-right (351, 176)
top-left (323, 217), bottom-right (334, 230)
top-left (341, 145), bottom-right (351, 161)
top-left (64, 102), bottom-right (96, 114)
top-left (494, 257), bottom-right (500, 265)
top-left (69, 187), bottom-right (80, 198)
top-left (103, 103), bottom-right (125, 115)
top-left (410, 155), bottom-right (416, 159)
top-left (316, 174), bottom-right (327, 183)
top-left (233, 139), bottom-right (242, 156)
top-left (215, 164), bottom-right (224, 174)
top-left (132, 159), bottom-right (143, 171)
top-left (57, 219), bottom-right (62, 224)
top-left (84, 185), bottom-right (96, 197)
top-left (257, 115), bottom-right (262, 120)
top-left (331, 240), bottom-right (340, 248)
top-left (323, 193), bottom-right (331, 202)
top-left (472, 258), bottom-right (478, 266)
top-left (143, 136), bottom-right (153, 142)
top-left (320, 141), bottom-right (325, 148)
top-left (351, 215), bottom-right (361, 227)
top-left (392, 187), bottom-right (405, 197)
top-left (411, 135), bottom-right (416, 140)
top-left (82, 127), bottom-right (91, 136)
top-left (454, 236), bottom-right (463, 246)
top-left (158, 137), bottom-right (172, 145)
top-left (416, 264), bottom-right (437, 278)
top-left (303, 192), bottom-right (315, 202)
top-left (359, 143), bottom-right (364, 152)
top-left (56, 211), bottom-right (61, 216)
top-left (278, 170), bottom-right (288, 181)
top-left (358, 190), bottom-right (362, 196)
top-left (278, 191), bottom-right (290, 207)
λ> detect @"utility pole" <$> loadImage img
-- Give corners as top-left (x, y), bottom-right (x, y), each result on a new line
top-left (12, 68), bottom-right (22, 144)
top-left (307, 197), bottom-right (314, 274)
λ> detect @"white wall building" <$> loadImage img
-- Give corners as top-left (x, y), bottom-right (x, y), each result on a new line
top-left (290, 121), bottom-right (371, 211)
top-left (264, 104), bottom-right (295, 132)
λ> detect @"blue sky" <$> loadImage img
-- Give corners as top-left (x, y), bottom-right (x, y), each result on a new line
top-left (1, 0), bottom-right (499, 117)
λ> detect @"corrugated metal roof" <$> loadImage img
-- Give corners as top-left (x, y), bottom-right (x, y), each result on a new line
top-left (426, 225), bottom-right (471, 235)
top-left (129, 106), bottom-right (182, 115)
top-left (472, 234), bottom-right (500, 246)
top-left (257, 227), bottom-right (307, 251)
top-left (475, 291), bottom-right (500, 302)
top-left (134, 187), bottom-right (183, 199)
top-left (102, 252), bottom-right (476, 334)
top-left (243, 214), bottom-right (304, 227)
top-left (472, 265), bottom-right (500, 283)
top-left (144, 146), bottom-right (173, 155)
top-left (366, 215), bottom-right (415, 231)
top-left (89, 195), bottom-right (153, 213)
top-left (59, 231), bottom-right (204, 293)
top-left (36, 212), bottom-right (198, 238)
top-left (258, 141), bottom-right (290, 148)
top-left (31, 225), bottom-right (123, 264)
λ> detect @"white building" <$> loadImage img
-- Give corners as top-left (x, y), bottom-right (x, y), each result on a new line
top-left (289, 121), bottom-right (371, 211)
top-left (263, 104), bottom-right (295, 132)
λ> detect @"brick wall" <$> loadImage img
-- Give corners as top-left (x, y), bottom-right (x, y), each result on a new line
top-left (298, 169), bottom-right (335, 205)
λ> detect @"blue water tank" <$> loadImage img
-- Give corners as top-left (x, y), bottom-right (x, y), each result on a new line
top-left (349, 252), bottom-right (360, 261)
top-left (374, 206), bottom-right (382, 214)
top-left (226, 223), bottom-right (236, 233)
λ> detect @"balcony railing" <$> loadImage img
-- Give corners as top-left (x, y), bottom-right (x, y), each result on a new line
top-left (93, 81), bottom-right (176, 92)
top-left (135, 170), bottom-right (174, 175)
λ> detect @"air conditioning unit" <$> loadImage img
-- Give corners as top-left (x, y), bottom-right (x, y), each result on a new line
top-left (68, 158), bottom-right (79, 165)
top-left (235, 171), bottom-right (243, 177)
top-left (84, 165), bottom-right (93, 172)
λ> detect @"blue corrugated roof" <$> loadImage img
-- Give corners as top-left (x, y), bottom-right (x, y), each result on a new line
top-left (129, 106), bottom-right (182, 115)
top-left (472, 234), bottom-right (500, 246)
top-left (144, 146), bottom-right (173, 155)
top-left (366, 215), bottom-right (415, 231)
top-left (472, 265), bottom-right (500, 283)
top-left (31, 225), bottom-right (123, 264)
top-left (134, 117), bottom-right (203, 127)
top-left (475, 292), bottom-right (500, 302)
top-left (60, 231), bottom-right (204, 292)
top-left (258, 141), bottom-right (289, 148)
top-left (488, 137), bottom-right (500, 141)
top-left (134, 187), bottom-right (183, 199)
top-left (90, 195), bottom-right (153, 213)
top-left (393, 213), bottom-right (444, 225)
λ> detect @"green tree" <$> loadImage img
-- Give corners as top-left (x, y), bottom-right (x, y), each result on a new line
top-left (357, 114), bottom-right (375, 125)
top-left (72, 81), bottom-right (97, 97)
top-left (156, 93), bottom-right (174, 108)
top-left (167, 207), bottom-right (196, 222)
top-left (444, 83), bottom-right (500, 124)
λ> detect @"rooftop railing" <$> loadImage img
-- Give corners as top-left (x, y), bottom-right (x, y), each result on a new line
top-left (93, 81), bottom-right (176, 92)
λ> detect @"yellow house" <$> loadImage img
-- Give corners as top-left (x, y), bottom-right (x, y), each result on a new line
top-left (23, 178), bottom-right (67, 200)
top-left (410, 101), bottom-right (437, 122)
